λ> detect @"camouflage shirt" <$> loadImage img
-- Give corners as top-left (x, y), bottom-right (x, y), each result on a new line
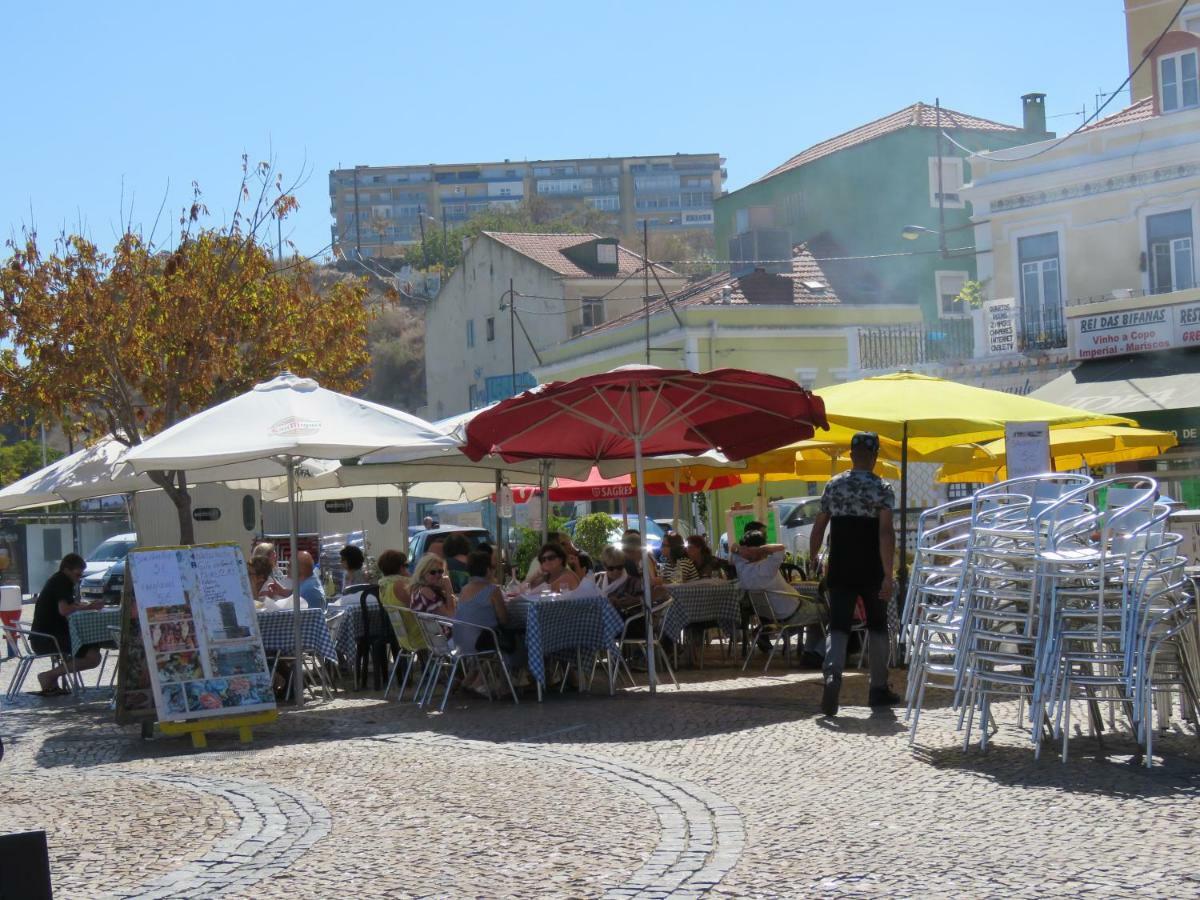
top-left (819, 469), bottom-right (894, 585)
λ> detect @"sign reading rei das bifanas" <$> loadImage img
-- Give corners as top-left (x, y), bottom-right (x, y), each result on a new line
top-left (1072, 301), bottom-right (1200, 360)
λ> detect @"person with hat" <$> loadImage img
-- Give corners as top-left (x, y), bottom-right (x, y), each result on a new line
top-left (808, 431), bottom-right (900, 715)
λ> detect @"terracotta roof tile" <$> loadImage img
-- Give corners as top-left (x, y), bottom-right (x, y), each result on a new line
top-left (1079, 96), bottom-right (1156, 133)
top-left (481, 231), bottom-right (674, 278)
top-left (757, 102), bottom-right (1025, 183)
top-left (574, 246), bottom-right (839, 339)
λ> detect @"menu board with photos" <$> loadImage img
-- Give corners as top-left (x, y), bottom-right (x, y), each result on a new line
top-left (127, 543), bottom-right (275, 723)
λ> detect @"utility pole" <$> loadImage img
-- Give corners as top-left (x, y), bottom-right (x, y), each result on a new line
top-left (508, 278), bottom-right (516, 397)
top-left (935, 98), bottom-right (947, 259)
top-left (417, 204), bottom-right (428, 268)
top-left (352, 168), bottom-right (362, 256)
top-left (643, 219), bottom-right (651, 365)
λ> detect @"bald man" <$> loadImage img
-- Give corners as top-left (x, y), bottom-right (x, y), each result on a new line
top-left (294, 551), bottom-right (326, 609)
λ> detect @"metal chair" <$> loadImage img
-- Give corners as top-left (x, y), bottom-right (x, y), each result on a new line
top-left (609, 597), bottom-right (678, 691)
top-left (4, 625), bottom-right (78, 700)
top-left (741, 591), bottom-right (820, 673)
top-left (381, 604), bottom-right (429, 701)
top-left (411, 611), bottom-right (518, 712)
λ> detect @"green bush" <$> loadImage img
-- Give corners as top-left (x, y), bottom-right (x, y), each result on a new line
top-left (572, 512), bottom-right (616, 560)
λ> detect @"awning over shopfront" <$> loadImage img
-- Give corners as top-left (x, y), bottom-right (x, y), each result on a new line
top-left (1030, 349), bottom-right (1200, 443)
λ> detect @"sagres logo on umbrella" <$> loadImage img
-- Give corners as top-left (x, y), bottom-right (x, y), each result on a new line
top-left (269, 416), bottom-right (322, 437)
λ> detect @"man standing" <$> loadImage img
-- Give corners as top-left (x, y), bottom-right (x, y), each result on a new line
top-left (809, 432), bottom-right (899, 715)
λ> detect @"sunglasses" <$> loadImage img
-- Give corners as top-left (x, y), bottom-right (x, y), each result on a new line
top-left (427, 569), bottom-right (444, 576)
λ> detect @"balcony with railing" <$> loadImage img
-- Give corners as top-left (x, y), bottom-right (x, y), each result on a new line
top-left (858, 318), bottom-right (975, 370)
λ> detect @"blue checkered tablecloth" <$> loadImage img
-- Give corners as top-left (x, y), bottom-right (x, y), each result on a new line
top-left (257, 608), bottom-right (338, 661)
top-left (325, 597), bottom-right (393, 660)
top-left (69, 608), bottom-right (122, 655)
top-left (508, 594), bottom-right (623, 689)
top-left (662, 579), bottom-right (742, 642)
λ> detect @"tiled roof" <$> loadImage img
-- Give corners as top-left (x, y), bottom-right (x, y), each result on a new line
top-left (1079, 96), bottom-right (1155, 133)
top-left (575, 246), bottom-right (839, 339)
top-left (481, 231), bottom-right (674, 279)
top-left (756, 102), bottom-right (1025, 183)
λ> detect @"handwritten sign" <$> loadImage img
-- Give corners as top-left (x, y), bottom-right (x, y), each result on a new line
top-left (1005, 422), bottom-right (1051, 479)
top-left (985, 298), bottom-right (1016, 355)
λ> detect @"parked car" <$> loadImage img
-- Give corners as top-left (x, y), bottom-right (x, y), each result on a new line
top-left (407, 525), bottom-right (493, 561)
top-left (564, 514), bottom-right (665, 556)
top-left (79, 532), bottom-right (137, 605)
top-left (653, 518), bottom-right (693, 540)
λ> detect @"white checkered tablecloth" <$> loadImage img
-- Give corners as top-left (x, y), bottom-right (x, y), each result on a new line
top-left (257, 608), bottom-right (338, 661)
top-left (69, 608), bottom-right (122, 656)
top-left (508, 594), bottom-right (623, 688)
top-left (662, 579), bottom-right (742, 642)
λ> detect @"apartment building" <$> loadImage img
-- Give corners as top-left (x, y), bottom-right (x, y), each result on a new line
top-left (329, 153), bottom-right (726, 257)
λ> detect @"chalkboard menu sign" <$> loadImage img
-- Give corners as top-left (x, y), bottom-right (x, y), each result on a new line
top-left (120, 543), bottom-right (275, 723)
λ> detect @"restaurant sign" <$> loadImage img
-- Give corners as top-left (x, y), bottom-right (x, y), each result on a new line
top-left (1071, 300), bottom-right (1200, 360)
top-left (984, 298), bottom-right (1016, 356)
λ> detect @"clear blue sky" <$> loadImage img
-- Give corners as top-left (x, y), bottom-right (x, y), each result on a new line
top-left (1, 1), bottom-right (1131, 257)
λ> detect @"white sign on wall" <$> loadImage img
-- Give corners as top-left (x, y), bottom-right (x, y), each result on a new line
top-left (1071, 300), bottom-right (1200, 360)
top-left (984, 298), bottom-right (1016, 355)
top-left (1005, 422), bottom-right (1051, 479)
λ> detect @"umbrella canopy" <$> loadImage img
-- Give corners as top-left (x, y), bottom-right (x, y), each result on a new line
top-left (462, 365), bottom-right (828, 693)
top-left (125, 373), bottom-right (454, 473)
top-left (0, 436), bottom-right (338, 512)
top-left (813, 371), bottom-right (1135, 454)
top-left (124, 373), bottom-right (452, 706)
top-left (936, 426), bottom-right (1178, 483)
top-left (793, 456), bottom-right (902, 482)
top-left (509, 466), bottom-right (744, 503)
top-left (267, 480), bottom-right (497, 504)
top-left (463, 365), bottom-right (826, 463)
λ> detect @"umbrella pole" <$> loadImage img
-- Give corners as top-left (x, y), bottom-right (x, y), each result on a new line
top-left (671, 469), bottom-right (680, 533)
top-left (631, 393), bottom-right (657, 694)
top-left (540, 459), bottom-right (550, 545)
top-left (288, 457), bottom-right (304, 707)
top-left (494, 469), bottom-right (503, 570)
top-left (399, 484), bottom-right (409, 554)
top-left (898, 423), bottom-right (909, 628)
top-left (756, 473), bottom-right (766, 522)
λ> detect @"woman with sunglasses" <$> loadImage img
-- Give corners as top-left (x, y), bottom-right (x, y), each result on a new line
top-left (527, 543), bottom-right (580, 593)
top-left (409, 552), bottom-right (456, 616)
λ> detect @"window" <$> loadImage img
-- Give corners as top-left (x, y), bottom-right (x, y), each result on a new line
top-left (324, 499), bottom-right (353, 513)
top-left (375, 497), bottom-right (390, 525)
top-left (946, 482), bottom-right (981, 501)
top-left (241, 495), bottom-right (256, 532)
top-left (596, 244), bottom-right (618, 265)
top-left (734, 208), bottom-right (749, 233)
top-left (466, 319), bottom-right (475, 348)
top-left (928, 157), bottom-right (965, 208)
top-left (468, 384), bottom-right (481, 409)
top-left (1160, 50), bottom-right (1199, 112)
top-left (936, 271), bottom-right (969, 317)
top-left (587, 195), bottom-right (620, 211)
top-left (486, 317), bottom-right (495, 341)
top-left (1147, 210), bottom-right (1195, 294)
top-left (581, 297), bottom-right (604, 329)
top-left (1018, 232), bottom-right (1064, 346)
top-left (42, 528), bottom-right (62, 562)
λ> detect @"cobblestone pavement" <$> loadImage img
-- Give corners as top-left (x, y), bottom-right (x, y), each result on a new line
top-left (4, 654), bottom-right (1200, 898)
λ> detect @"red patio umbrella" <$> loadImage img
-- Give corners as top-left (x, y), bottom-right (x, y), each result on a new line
top-left (509, 466), bottom-right (744, 503)
top-left (462, 365), bottom-right (828, 691)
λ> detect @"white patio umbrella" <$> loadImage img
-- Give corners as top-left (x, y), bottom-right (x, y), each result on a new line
top-left (124, 373), bottom-right (454, 703)
top-left (0, 435), bottom-right (339, 512)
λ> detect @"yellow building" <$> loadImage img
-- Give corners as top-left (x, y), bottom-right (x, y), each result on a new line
top-left (1126, 0), bottom-right (1200, 103)
top-left (965, 25), bottom-right (1200, 503)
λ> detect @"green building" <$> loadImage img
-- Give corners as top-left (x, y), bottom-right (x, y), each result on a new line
top-left (714, 98), bottom-right (1053, 338)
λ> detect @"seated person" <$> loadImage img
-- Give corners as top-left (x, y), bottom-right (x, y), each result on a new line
top-left (622, 532), bottom-right (661, 585)
top-left (248, 556), bottom-right (274, 599)
top-left (524, 531), bottom-right (588, 582)
top-left (409, 553), bottom-right (456, 616)
top-left (685, 534), bottom-right (728, 580)
top-left (527, 543), bottom-right (581, 593)
top-left (339, 544), bottom-right (366, 591)
top-left (733, 531), bottom-right (825, 661)
top-left (376, 549), bottom-right (409, 606)
top-left (659, 533), bottom-right (699, 584)
top-left (443, 533), bottom-right (472, 593)
top-left (598, 546), bottom-right (647, 616)
top-left (31, 553), bottom-right (105, 696)
top-left (294, 551), bottom-right (326, 609)
top-left (453, 550), bottom-right (523, 678)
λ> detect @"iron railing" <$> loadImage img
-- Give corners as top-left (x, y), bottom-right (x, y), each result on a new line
top-left (858, 318), bottom-right (975, 369)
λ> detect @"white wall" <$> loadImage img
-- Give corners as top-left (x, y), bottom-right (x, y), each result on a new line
top-left (261, 495), bottom-right (408, 560)
top-left (132, 484), bottom-right (262, 553)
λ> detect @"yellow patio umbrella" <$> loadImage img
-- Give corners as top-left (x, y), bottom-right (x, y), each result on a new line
top-left (936, 426), bottom-right (1178, 483)
top-left (794, 455), bottom-right (902, 482)
top-left (810, 371), bottom-right (1137, 587)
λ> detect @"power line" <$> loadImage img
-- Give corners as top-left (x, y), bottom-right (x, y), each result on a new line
top-left (940, 0), bottom-right (1187, 164)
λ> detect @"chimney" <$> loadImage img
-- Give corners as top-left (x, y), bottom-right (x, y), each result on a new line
top-left (1021, 93), bottom-right (1047, 134)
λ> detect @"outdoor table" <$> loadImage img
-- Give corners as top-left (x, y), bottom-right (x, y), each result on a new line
top-left (257, 607), bottom-right (338, 661)
top-left (507, 593), bottom-right (623, 701)
top-left (662, 579), bottom-right (742, 644)
top-left (69, 607), bottom-right (122, 656)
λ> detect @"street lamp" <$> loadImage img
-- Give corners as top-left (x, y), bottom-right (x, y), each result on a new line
top-left (901, 225), bottom-right (940, 241)
top-left (898, 221), bottom-right (988, 259)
